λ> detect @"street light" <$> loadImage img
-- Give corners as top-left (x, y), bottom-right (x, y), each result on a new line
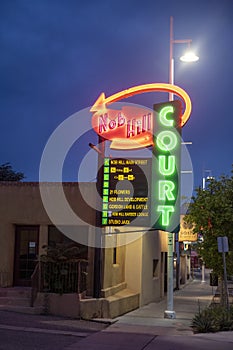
top-left (169, 16), bottom-right (199, 100)
top-left (180, 51), bottom-right (199, 63)
top-left (202, 169), bottom-right (212, 190)
top-left (164, 16), bottom-right (199, 319)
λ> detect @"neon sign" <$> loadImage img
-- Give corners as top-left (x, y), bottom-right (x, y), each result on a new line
top-left (91, 84), bottom-right (190, 230)
top-left (92, 106), bottom-right (153, 149)
top-left (151, 100), bottom-right (181, 232)
top-left (91, 83), bottom-right (191, 150)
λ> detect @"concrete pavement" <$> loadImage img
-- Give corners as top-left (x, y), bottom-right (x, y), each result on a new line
top-left (66, 271), bottom-right (233, 349)
top-left (106, 271), bottom-right (216, 335)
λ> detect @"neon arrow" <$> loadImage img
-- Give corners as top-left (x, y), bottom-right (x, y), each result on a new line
top-left (90, 83), bottom-right (191, 126)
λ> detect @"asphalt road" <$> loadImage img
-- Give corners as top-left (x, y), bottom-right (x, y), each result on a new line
top-left (0, 329), bottom-right (80, 350)
top-left (0, 310), bottom-right (107, 350)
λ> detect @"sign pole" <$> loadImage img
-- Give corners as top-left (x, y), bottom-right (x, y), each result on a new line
top-left (201, 261), bottom-right (206, 283)
top-left (217, 236), bottom-right (229, 311)
top-left (222, 250), bottom-right (229, 311)
top-left (175, 235), bottom-right (180, 290)
top-left (164, 232), bottom-right (176, 318)
top-left (93, 136), bottom-right (105, 298)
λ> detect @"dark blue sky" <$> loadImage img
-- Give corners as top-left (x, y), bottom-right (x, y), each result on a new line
top-left (1, 0), bottom-right (232, 188)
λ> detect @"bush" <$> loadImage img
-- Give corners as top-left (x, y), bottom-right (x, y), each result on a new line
top-left (191, 304), bottom-right (233, 333)
top-left (191, 309), bottom-right (216, 333)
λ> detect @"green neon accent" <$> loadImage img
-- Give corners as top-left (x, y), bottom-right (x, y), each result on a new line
top-left (103, 182), bottom-right (109, 188)
top-left (104, 167), bottom-right (109, 173)
top-left (103, 203), bottom-right (108, 210)
top-left (102, 211), bottom-right (108, 217)
top-left (159, 106), bottom-right (174, 127)
top-left (104, 174), bottom-right (109, 181)
top-left (157, 130), bottom-right (177, 151)
top-left (159, 180), bottom-right (175, 201)
top-left (157, 205), bottom-right (175, 226)
top-left (104, 158), bottom-right (110, 166)
top-left (102, 218), bottom-right (108, 225)
top-left (103, 196), bottom-right (108, 202)
top-left (159, 155), bottom-right (175, 176)
top-left (103, 189), bottom-right (109, 195)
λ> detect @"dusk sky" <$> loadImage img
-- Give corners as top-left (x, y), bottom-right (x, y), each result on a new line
top-left (1, 0), bottom-right (232, 190)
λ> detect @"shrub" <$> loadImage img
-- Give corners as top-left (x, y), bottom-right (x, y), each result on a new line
top-left (191, 308), bottom-right (216, 333)
top-left (191, 304), bottom-right (233, 333)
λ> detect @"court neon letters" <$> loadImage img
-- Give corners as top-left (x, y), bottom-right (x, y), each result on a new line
top-left (156, 105), bottom-right (179, 228)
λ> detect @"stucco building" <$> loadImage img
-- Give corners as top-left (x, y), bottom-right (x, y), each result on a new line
top-left (0, 182), bottom-right (172, 318)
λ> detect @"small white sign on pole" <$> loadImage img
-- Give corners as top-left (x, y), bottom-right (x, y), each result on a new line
top-left (217, 236), bottom-right (229, 253)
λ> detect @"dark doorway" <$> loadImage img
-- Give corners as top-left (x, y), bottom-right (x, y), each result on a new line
top-left (14, 226), bottom-right (39, 286)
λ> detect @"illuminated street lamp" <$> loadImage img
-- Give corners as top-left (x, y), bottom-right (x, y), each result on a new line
top-left (180, 51), bottom-right (199, 62)
top-left (165, 16), bottom-right (199, 319)
top-left (169, 16), bottom-right (199, 100)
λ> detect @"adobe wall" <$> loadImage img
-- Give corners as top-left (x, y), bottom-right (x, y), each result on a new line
top-left (0, 182), bottom-right (96, 287)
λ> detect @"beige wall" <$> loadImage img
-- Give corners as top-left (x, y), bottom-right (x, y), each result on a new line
top-left (124, 230), bottom-right (169, 306)
top-left (102, 246), bottom-right (126, 290)
top-left (141, 230), bottom-right (160, 305)
top-left (0, 182), bottom-right (96, 287)
top-left (125, 235), bottom-right (143, 295)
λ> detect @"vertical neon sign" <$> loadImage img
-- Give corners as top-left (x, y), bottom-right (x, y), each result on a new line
top-left (152, 100), bottom-right (182, 232)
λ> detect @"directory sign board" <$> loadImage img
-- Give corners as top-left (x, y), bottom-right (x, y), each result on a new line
top-left (101, 158), bottom-right (151, 226)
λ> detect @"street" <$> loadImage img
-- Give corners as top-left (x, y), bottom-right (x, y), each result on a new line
top-left (0, 329), bottom-right (80, 350)
top-left (0, 310), bottom-right (107, 350)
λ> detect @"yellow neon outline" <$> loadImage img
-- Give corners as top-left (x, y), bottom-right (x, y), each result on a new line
top-left (91, 83), bottom-right (192, 127)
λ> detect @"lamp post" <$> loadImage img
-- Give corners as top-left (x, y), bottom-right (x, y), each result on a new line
top-left (169, 16), bottom-right (199, 100)
top-left (202, 169), bottom-right (212, 191)
top-left (164, 16), bottom-right (199, 319)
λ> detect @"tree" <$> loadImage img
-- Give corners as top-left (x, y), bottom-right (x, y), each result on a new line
top-left (0, 162), bottom-right (25, 181)
top-left (185, 167), bottom-right (233, 278)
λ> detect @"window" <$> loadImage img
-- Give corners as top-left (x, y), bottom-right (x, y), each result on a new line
top-left (153, 259), bottom-right (159, 278)
top-left (48, 226), bottom-right (72, 246)
top-left (113, 247), bottom-right (117, 264)
top-left (48, 226), bottom-right (88, 259)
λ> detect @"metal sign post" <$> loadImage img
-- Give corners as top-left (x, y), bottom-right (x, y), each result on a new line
top-left (165, 232), bottom-right (176, 319)
top-left (217, 236), bottom-right (229, 311)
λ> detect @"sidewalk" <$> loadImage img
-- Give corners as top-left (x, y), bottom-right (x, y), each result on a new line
top-left (66, 272), bottom-right (233, 349)
top-left (106, 276), bottom-right (216, 336)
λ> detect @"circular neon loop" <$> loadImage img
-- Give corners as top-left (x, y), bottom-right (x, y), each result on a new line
top-left (91, 83), bottom-right (192, 127)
